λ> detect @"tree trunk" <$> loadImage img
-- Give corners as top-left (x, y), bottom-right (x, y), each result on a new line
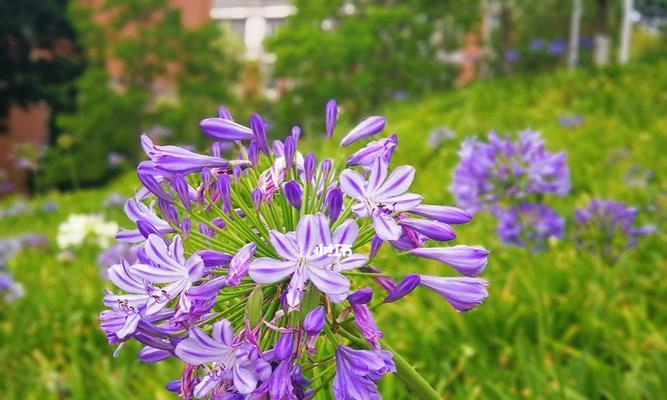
top-left (594, 0), bottom-right (610, 66)
top-left (568, 0), bottom-right (583, 69)
top-left (618, 0), bottom-right (633, 64)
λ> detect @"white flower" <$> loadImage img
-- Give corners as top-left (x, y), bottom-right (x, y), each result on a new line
top-left (57, 214), bottom-right (119, 249)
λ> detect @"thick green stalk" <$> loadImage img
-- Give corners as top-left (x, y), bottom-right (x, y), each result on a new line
top-left (380, 339), bottom-right (442, 400)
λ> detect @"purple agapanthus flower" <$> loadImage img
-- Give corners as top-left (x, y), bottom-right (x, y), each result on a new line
top-left (332, 345), bottom-right (395, 399)
top-left (250, 214), bottom-right (368, 307)
top-left (175, 320), bottom-right (271, 396)
top-left (451, 130), bottom-right (570, 213)
top-left (495, 203), bottom-right (564, 249)
top-left (340, 157), bottom-right (422, 241)
top-left (574, 199), bottom-right (655, 260)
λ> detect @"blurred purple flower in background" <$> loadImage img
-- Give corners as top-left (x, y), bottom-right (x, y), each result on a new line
top-left (495, 203), bottom-right (565, 249)
top-left (558, 115), bottom-right (584, 129)
top-left (574, 199), bottom-right (655, 261)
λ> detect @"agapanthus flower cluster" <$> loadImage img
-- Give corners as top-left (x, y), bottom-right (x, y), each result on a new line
top-left (99, 101), bottom-right (490, 399)
top-left (451, 130), bottom-right (569, 250)
top-left (573, 199), bottom-right (655, 261)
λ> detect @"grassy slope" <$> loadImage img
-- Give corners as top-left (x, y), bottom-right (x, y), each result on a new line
top-left (1, 61), bottom-right (666, 399)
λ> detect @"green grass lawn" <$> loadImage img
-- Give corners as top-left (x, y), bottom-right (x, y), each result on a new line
top-left (1, 60), bottom-right (666, 399)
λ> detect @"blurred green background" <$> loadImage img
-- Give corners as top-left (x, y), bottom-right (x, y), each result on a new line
top-left (1, 0), bottom-right (666, 399)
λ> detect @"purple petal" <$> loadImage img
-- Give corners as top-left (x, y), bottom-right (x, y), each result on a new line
top-left (308, 267), bottom-right (350, 302)
top-left (372, 212), bottom-right (402, 241)
top-left (419, 275), bottom-right (489, 312)
top-left (339, 170), bottom-right (367, 201)
top-left (325, 99), bottom-right (338, 138)
top-left (200, 118), bottom-right (254, 141)
top-left (384, 274), bottom-right (420, 302)
top-left (332, 219), bottom-right (359, 245)
top-left (269, 231), bottom-right (299, 260)
top-left (374, 165), bottom-right (415, 199)
top-left (249, 258), bottom-right (295, 284)
top-left (410, 245), bottom-right (489, 277)
top-left (399, 218), bottom-right (456, 241)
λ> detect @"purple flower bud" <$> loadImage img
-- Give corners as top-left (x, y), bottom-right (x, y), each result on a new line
top-left (291, 125), bottom-right (301, 142)
top-left (410, 245), bottom-right (489, 277)
top-left (217, 174), bottom-right (231, 214)
top-left (398, 218), bottom-right (456, 241)
top-left (340, 116), bottom-right (386, 147)
top-left (248, 141), bottom-right (259, 166)
top-left (197, 249), bottom-right (232, 268)
top-left (137, 170), bottom-right (171, 202)
top-left (158, 199), bottom-right (179, 225)
top-left (369, 235), bottom-right (384, 258)
top-left (233, 165), bottom-right (242, 183)
top-left (165, 380), bottom-right (182, 393)
top-left (284, 180), bottom-right (303, 210)
top-left (181, 218), bottom-right (191, 238)
top-left (385, 274), bottom-right (420, 302)
top-left (218, 105), bottom-right (233, 120)
top-left (303, 305), bottom-right (325, 336)
top-left (200, 118), bottom-right (254, 141)
top-left (211, 217), bottom-right (225, 229)
top-left (409, 205), bottom-right (472, 225)
top-left (252, 188), bottom-right (262, 209)
top-left (138, 347), bottom-right (171, 363)
top-left (284, 136), bottom-right (296, 170)
top-left (325, 187), bottom-right (343, 221)
top-left (171, 175), bottom-right (191, 210)
top-left (325, 99), bottom-right (338, 138)
top-left (272, 140), bottom-right (284, 157)
top-left (201, 167), bottom-right (212, 187)
top-left (320, 158), bottom-right (333, 183)
top-left (275, 332), bottom-right (294, 361)
top-left (348, 287), bottom-right (373, 305)
top-left (250, 114), bottom-right (270, 155)
top-left (199, 222), bottom-right (215, 237)
top-left (304, 153), bottom-right (316, 182)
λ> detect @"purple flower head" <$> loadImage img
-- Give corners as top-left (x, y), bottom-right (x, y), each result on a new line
top-left (549, 38), bottom-right (567, 55)
top-left (419, 275), bottom-right (488, 312)
top-left (284, 136), bottom-right (296, 170)
top-left (325, 99), bottom-right (338, 138)
top-left (174, 320), bottom-right (271, 395)
top-left (451, 130), bottom-right (570, 213)
top-left (347, 135), bottom-right (398, 167)
top-left (332, 345), bottom-right (396, 399)
top-left (291, 125), bottom-right (301, 142)
top-left (574, 199), bottom-right (655, 260)
top-left (340, 157), bottom-right (422, 241)
top-left (304, 153), bottom-right (316, 183)
top-left (495, 203), bottom-right (564, 250)
top-left (324, 187), bottom-right (343, 221)
top-left (199, 118), bottom-right (254, 141)
top-left (303, 305), bottom-right (325, 336)
top-left (410, 245), bottom-right (489, 277)
top-left (284, 180), bottom-right (303, 210)
top-left (249, 214), bottom-right (368, 307)
top-left (340, 116), bottom-right (386, 147)
top-left (250, 114), bottom-right (270, 155)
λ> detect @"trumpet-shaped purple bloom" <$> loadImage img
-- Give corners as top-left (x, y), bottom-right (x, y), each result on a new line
top-left (340, 116), bottom-right (386, 147)
top-left (199, 118), bottom-right (254, 141)
top-left (495, 203), bottom-right (564, 249)
top-left (451, 131), bottom-right (570, 213)
top-left (249, 214), bottom-right (368, 307)
top-left (385, 274), bottom-right (488, 312)
top-left (346, 135), bottom-right (397, 167)
top-left (141, 135), bottom-right (248, 175)
top-left (175, 320), bottom-right (271, 396)
top-left (332, 345), bottom-right (395, 400)
top-left (340, 157), bottom-right (422, 241)
top-left (410, 245), bottom-right (489, 277)
top-left (131, 234), bottom-right (205, 316)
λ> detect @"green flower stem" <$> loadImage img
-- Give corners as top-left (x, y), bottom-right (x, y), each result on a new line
top-left (339, 328), bottom-right (442, 400)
